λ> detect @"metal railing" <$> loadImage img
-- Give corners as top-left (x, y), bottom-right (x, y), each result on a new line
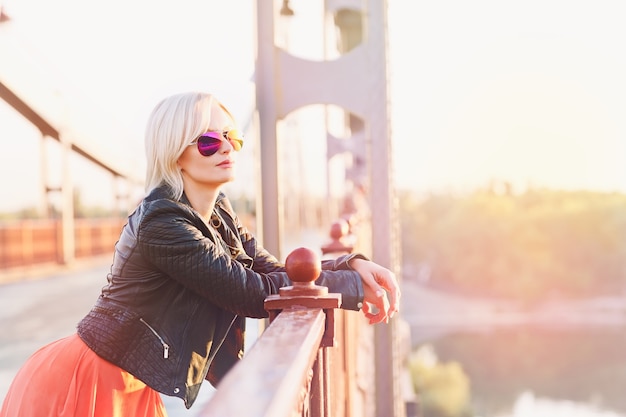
top-left (0, 210), bottom-right (410, 415)
top-left (0, 218), bottom-right (124, 270)
top-left (199, 212), bottom-right (369, 417)
top-left (199, 246), bottom-right (342, 417)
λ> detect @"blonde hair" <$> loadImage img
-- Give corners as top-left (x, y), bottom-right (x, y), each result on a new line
top-left (144, 91), bottom-right (236, 200)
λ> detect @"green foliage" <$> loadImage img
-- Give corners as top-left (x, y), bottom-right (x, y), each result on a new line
top-left (0, 206), bottom-right (43, 220)
top-left (408, 345), bottom-right (472, 417)
top-left (400, 187), bottom-right (626, 302)
top-left (0, 189), bottom-right (132, 220)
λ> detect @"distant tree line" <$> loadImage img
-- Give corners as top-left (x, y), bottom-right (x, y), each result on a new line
top-left (399, 185), bottom-right (626, 302)
top-left (0, 191), bottom-right (260, 221)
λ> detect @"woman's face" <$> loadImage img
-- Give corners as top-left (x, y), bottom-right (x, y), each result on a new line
top-left (177, 104), bottom-right (239, 191)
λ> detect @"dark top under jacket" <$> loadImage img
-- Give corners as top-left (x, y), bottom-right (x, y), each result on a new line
top-left (77, 185), bottom-right (365, 408)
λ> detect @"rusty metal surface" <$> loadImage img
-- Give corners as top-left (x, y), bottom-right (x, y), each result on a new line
top-left (0, 218), bottom-right (125, 273)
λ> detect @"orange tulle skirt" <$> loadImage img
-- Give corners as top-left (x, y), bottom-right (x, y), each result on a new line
top-left (0, 333), bottom-right (167, 417)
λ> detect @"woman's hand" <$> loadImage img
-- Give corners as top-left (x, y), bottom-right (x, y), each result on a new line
top-left (348, 258), bottom-right (401, 324)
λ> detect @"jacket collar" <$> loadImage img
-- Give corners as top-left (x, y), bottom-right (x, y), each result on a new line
top-left (147, 184), bottom-right (225, 207)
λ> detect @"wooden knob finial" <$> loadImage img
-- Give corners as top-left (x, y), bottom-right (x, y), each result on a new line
top-left (265, 247), bottom-right (341, 346)
top-left (285, 247), bottom-right (321, 283)
top-left (329, 219), bottom-right (349, 240)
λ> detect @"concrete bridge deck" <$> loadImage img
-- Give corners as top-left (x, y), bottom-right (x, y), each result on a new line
top-left (0, 258), bottom-right (215, 416)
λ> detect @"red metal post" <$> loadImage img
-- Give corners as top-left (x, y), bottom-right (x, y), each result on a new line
top-left (264, 247), bottom-right (342, 416)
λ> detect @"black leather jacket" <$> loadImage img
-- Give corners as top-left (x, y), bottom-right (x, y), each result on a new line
top-left (77, 185), bottom-right (365, 408)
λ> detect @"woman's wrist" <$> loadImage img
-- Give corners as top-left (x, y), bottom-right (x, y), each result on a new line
top-left (345, 253), bottom-right (369, 270)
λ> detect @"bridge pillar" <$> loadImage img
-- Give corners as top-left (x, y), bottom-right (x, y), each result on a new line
top-left (255, 1), bottom-right (405, 416)
top-left (59, 132), bottom-right (75, 265)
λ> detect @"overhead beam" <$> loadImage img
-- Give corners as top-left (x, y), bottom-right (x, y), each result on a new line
top-left (0, 80), bottom-right (128, 179)
top-left (0, 80), bottom-right (58, 138)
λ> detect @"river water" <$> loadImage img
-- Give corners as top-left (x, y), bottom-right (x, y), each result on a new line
top-left (410, 324), bottom-right (626, 417)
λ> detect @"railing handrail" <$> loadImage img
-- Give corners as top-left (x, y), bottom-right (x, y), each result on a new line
top-left (200, 308), bottom-right (326, 417)
top-left (198, 223), bottom-right (369, 417)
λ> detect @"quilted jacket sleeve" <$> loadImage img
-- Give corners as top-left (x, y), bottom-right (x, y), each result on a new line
top-left (137, 199), bottom-right (363, 318)
top-left (218, 195), bottom-right (365, 310)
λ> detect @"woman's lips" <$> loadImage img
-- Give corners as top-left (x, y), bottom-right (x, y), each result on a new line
top-left (217, 159), bottom-right (234, 167)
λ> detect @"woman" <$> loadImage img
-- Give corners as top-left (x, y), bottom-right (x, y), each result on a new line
top-left (0, 91), bottom-right (400, 416)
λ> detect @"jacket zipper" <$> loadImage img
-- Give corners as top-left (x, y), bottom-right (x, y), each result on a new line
top-left (139, 318), bottom-right (170, 359)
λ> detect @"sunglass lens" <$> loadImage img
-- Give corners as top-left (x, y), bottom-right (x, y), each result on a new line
top-left (225, 129), bottom-right (244, 151)
top-left (195, 130), bottom-right (243, 156)
top-left (197, 135), bottom-right (222, 156)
